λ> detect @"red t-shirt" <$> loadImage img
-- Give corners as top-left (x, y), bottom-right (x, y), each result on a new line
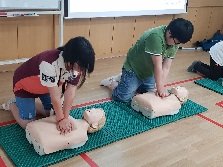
top-left (13, 49), bottom-right (80, 98)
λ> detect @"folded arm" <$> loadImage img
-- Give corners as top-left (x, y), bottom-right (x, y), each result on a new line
top-left (152, 55), bottom-right (172, 97)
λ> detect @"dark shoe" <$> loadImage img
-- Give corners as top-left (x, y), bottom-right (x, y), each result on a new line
top-left (187, 61), bottom-right (202, 73)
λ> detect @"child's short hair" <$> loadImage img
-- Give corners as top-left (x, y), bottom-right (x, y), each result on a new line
top-left (167, 18), bottom-right (194, 44)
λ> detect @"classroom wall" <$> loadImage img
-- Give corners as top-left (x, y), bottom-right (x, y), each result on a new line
top-left (0, 0), bottom-right (223, 63)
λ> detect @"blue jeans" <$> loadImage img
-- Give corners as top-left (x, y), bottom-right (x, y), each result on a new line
top-left (112, 68), bottom-right (155, 102)
top-left (15, 94), bottom-right (52, 120)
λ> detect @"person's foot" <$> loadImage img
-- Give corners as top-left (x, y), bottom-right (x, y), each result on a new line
top-left (100, 73), bottom-right (122, 86)
top-left (1, 98), bottom-right (16, 111)
top-left (187, 61), bottom-right (202, 73)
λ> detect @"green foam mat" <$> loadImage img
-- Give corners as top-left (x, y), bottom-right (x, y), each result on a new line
top-left (194, 78), bottom-right (223, 95)
top-left (0, 100), bottom-right (207, 167)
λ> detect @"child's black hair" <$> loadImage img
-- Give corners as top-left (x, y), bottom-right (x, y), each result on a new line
top-left (167, 18), bottom-right (194, 44)
top-left (57, 36), bottom-right (95, 88)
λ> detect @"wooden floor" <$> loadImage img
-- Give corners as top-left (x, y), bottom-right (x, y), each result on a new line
top-left (1, 50), bottom-right (223, 167)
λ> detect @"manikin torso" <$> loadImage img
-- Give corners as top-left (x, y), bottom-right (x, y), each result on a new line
top-left (26, 108), bottom-right (105, 156)
top-left (26, 116), bottom-right (89, 155)
top-left (131, 86), bottom-right (188, 119)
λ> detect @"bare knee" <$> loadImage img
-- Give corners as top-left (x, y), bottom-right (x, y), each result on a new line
top-left (9, 103), bottom-right (34, 129)
top-left (9, 102), bottom-right (17, 111)
top-left (19, 119), bottom-right (34, 129)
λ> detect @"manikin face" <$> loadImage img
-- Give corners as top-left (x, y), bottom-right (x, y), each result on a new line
top-left (83, 108), bottom-right (104, 128)
top-left (171, 86), bottom-right (188, 102)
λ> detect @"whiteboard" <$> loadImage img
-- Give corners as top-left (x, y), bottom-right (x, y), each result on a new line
top-left (64, 0), bottom-right (187, 19)
top-left (0, 0), bottom-right (61, 11)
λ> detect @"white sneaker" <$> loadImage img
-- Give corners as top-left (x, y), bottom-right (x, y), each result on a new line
top-left (116, 73), bottom-right (122, 82)
top-left (100, 73), bottom-right (122, 86)
top-left (100, 76), bottom-right (115, 86)
top-left (1, 98), bottom-right (16, 111)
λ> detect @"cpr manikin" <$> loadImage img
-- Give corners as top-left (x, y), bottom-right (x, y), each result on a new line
top-left (131, 86), bottom-right (188, 119)
top-left (26, 108), bottom-right (106, 156)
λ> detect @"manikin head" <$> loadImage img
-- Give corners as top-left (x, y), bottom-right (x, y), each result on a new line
top-left (82, 108), bottom-right (106, 133)
top-left (170, 86), bottom-right (189, 104)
